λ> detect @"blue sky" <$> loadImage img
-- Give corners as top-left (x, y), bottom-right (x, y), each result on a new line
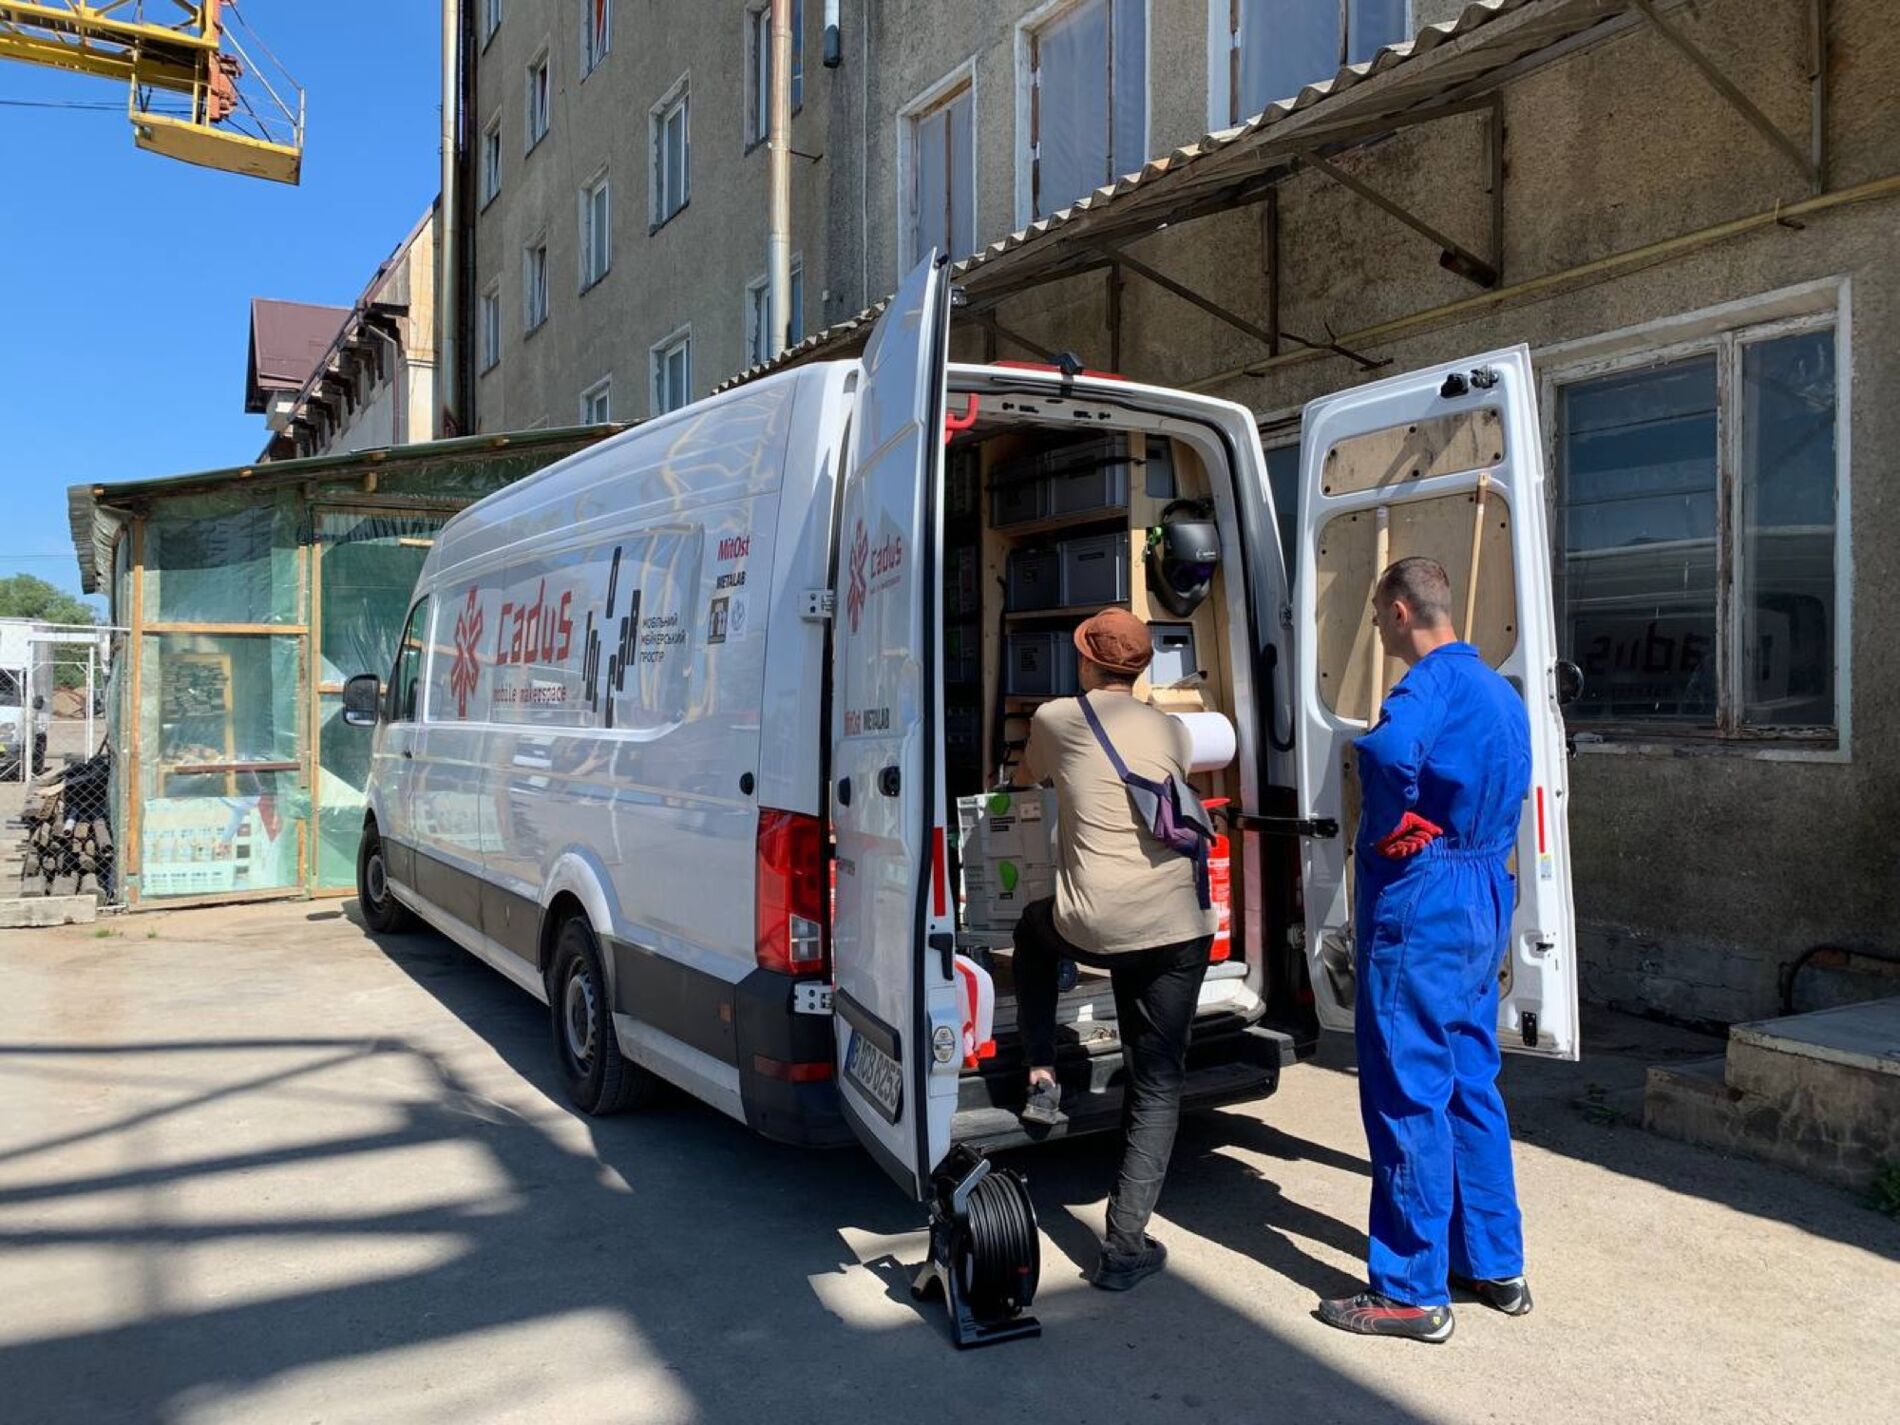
top-left (0, 4), bottom-right (443, 606)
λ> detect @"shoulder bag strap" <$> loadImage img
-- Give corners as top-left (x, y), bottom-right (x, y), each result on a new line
top-left (1075, 693), bottom-right (1133, 779)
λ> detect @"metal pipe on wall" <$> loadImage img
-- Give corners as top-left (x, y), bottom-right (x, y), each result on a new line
top-left (823, 0), bottom-right (841, 67)
top-left (436, 0), bottom-right (461, 435)
top-left (767, 0), bottom-right (794, 358)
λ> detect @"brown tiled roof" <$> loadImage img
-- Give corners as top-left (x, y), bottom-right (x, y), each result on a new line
top-left (245, 297), bottom-right (349, 411)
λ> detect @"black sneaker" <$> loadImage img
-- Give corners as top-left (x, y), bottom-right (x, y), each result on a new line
top-left (1451, 1273), bottom-right (1533, 1316)
top-left (1020, 1078), bottom-right (1064, 1126)
top-left (1316, 1291), bottom-right (1455, 1343)
top-left (1094, 1236), bottom-right (1167, 1291)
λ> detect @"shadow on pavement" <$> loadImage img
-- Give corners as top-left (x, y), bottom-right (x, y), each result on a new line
top-left (0, 909), bottom-right (1435, 1425)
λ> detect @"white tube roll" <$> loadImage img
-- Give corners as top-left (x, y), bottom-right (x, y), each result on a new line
top-left (1170, 711), bottom-right (1237, 772)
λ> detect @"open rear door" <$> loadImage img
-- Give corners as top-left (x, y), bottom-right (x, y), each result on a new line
top-left (829, 256), bottom-right (960, 1198)
top-left (1292, 346), bottom-right (1579, 1060)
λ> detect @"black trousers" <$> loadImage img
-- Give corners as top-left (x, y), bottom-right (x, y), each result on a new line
top-left (1013, 896), bottom-right (1212, 1253)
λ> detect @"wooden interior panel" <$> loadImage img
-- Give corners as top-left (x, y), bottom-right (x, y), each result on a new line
top-left (1314, 489), bottom-right (1519, 720)
top-left (1320, 407), bottom-right (1504, 498)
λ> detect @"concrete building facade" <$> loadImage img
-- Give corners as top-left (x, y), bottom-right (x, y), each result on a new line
top-left (453, 0), bottom-right (1900, 1025)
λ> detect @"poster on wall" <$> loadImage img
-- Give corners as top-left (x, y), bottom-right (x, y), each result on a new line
top-left (140, 793), bottom-right (295, 897)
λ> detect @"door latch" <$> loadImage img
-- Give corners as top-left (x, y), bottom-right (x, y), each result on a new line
top-left (802, 590), bottom-right (835, 622)
top-left (877, 765), bottom-right (902, 798)
top-left (1520, 1011), bottom-right (1539, 1048)
top-left (928, 932), bottom-right (955, 981)
top-left (1220, 810), bottom-right (1339, 840)
top-left (793, 982), bottom-right (834, 1015)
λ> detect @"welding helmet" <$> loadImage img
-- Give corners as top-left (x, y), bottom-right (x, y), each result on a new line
top-left (1145, 499), bottom-right (1221, 618)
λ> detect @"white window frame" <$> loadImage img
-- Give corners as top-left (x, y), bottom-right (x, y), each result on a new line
top-left (480, 112), bottom-right (502, 207)
top-left (1206, 1), bottom-right (1413, 130)
top-left (582, 0), bottom-right (611, 77)
top-left (744, 256), bottom-right (804, 368)
top-left (525, 47), bottom-right (551, 152)
top-left (479, 281), bottom-right (502, 373)
top-left (745, 0), bottom-right (804, 148)
top-left (1014, 0), bottom-right (1151, 228)
top-left (651, 326), bottom-right (692, 415)
top-left (650, 74), bottom-right (691, 228)
top-left (1536, 278), bottom-right (1852, 761)
top-left (578, 167), bottom-right (611, 291)
top-left (580, 375), bottom-right (612, 425)
top-left (522, 236), bottom-right (549, 334)
top-left (483, 0), bottom-right (502, 47)
top-left (896, 60), bottom-right (979, 280)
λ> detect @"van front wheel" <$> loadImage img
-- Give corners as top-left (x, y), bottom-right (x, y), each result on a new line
top-left (548, 916), bottom-right (658, 1115)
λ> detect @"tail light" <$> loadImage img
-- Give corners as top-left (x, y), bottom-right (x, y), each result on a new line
top-left (756, 808), bottom-right (828, 975)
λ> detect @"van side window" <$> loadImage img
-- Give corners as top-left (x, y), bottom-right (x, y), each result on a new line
top-left (389, 597), bottom-right (430, 722)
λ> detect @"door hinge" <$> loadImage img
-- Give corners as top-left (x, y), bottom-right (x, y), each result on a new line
top-left (1222, 811), bottom-right (1339, 840)
top-left (1521, 1011), bottom-right (1539, 1048)
top-left (794, 981), bottom-right (834, 1015)
top-left (802, 589), bottom-right (835, 622)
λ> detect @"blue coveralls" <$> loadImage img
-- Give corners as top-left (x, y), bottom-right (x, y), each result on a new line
top-left (1352, 641), bottom-right (1531, 1307)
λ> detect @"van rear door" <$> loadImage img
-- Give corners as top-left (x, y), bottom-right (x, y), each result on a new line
top-left (828, 255), bottom-right (959, 1199)
top-left (1292, 347), bottom-right (1580, 1060)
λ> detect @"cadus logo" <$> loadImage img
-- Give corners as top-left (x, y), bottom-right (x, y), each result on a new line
top-left (845, 519), bottom-right (870, 634)
top-left (448, 586), bottom-right (485, 718)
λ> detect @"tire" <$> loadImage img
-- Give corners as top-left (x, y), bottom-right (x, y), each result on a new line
top-left (548, 914), bottom-right (659, 1115)
top-left (356, 822), bottom-right (415, 934)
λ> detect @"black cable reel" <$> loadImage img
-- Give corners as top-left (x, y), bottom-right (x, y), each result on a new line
top-left (912, 1144), bottom-right (1041, 1348)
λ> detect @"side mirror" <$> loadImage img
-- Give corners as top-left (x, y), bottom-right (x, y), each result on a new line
top-left (342, 673), bottom-right (383, 728)
top-left (1555, 659), bottom-right (1584, 708)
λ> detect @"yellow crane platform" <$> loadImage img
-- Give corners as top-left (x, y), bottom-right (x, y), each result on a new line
top-left (0, 0), bottom-right (303, 183)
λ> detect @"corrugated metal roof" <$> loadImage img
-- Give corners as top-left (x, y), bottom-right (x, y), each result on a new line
top-left (67, 424), bottom-right (630, 595)
top-left (718, 0), bottom-right (1642, 391)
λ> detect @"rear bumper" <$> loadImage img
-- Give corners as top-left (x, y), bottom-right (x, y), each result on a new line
top-left (950, 1018), bottom-right (1295, 1153)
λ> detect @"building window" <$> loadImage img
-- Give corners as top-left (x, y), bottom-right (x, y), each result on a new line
top-left (651, 76), bottom-right (690, 227)
top-left (479, 283), bottom-right (502, 372)
top-left (744, 260), bottom-right (804, 368)
top-left (525, 49), bottom-right (551, 151)
top-left (904, 76), bottom-right (975, 267)
top-left (523, 238), bottom-right (549, 333)
top-left (580, 377), bottom-right (612, 424)
top-left (579, 169), bottom-right (611, 290)
top-left (1216, 1), bottom-right (1408, 126)
top-left (1554, 319), bottom-right (1841, 736)
top-left (746, 0), bottom-right (804, 147)
top-left (483, 0), bottom-right (502, 45)
top-left (480, 114), bottom-right (502, 206)
top-left (582, 0), bottom-right (610, 76)
top-left (652, 328), bottom-right (691, 414)
top-left (1024, 0), bottom-right (1146, 220)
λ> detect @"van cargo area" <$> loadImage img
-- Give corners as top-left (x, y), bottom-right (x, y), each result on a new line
top-left (932, 388), bottom-right (1295, 1149)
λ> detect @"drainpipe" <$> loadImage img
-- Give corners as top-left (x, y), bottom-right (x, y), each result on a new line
top-left (767, 0), bottom-right (793, 358)
top-left (823, 0), bottom-right (841, 67)
top-left (436, 0), bottom-right (462, 435)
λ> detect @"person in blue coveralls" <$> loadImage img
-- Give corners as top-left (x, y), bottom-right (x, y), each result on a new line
top-left (1317, 556), bottom-right (1533, 1344)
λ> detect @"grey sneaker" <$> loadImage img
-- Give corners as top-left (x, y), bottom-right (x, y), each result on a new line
top-left (1020, 1078), bottom-right (1064, 1126)
top-left (1451, 1273), bottom-right (1533, 1316)
top-left (1316, 1291), bottom-right (1455, 1343)
top-left (1094, 1236), bottom-right (1167, 1291)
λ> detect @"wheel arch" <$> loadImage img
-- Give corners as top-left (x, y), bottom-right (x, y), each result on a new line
top-left (537, 848), bottom-right (621, 988)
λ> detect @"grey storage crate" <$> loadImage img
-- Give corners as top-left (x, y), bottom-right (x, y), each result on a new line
top-left (1005, 545), bottom-right (1062, 612)
top-left (945, 622), bottom-right (980, 684)
top-left (1059, 532), bottom-right (1130, 607)
top-left (946, 545), bottom-right (981, 615)
top-left (1005, 631), bottom-right (1079, 697)
top-left (989, 457), bottom-right (1048, 526)
top-left (1046, 441), bottom-right (1131, 517)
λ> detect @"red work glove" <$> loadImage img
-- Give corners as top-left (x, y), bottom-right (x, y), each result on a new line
top-left (1375, 811), bottom-right (1443, 859)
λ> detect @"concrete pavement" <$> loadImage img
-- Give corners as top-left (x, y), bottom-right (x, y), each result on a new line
top-left (0, 902), bottom-right (1895, 1424)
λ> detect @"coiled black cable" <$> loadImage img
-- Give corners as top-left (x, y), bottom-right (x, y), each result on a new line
top-left (957, 1169), bottom-right (1040, 1316)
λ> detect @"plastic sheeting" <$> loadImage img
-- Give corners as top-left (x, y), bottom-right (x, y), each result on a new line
top-left (141, 492), bottom-right (301, 625)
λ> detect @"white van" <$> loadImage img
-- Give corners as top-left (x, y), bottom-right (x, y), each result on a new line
top-left (343, 257), bottom-right (1579, 1204)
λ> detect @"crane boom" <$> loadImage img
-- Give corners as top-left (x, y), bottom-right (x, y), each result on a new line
top-left (0, 1), bottom-right (302, 183)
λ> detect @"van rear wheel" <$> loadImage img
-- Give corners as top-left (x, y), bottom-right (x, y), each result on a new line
top-left (356, 824), bottom-right (414, 934)
top-left (548, 915), bottom-right (658, 1115)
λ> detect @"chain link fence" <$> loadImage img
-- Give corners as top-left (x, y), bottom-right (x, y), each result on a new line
top-left (4, 632), bottom-right (122, 905)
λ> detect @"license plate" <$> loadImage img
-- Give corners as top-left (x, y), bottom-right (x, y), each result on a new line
top-left (844, 1030), bottom-right (903, 1123)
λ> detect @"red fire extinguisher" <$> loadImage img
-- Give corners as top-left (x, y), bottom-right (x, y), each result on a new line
top-left (1204, 799), bottom-right (1232, 964)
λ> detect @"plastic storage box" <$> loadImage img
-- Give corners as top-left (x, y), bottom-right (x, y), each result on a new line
top-left (1058, 532), bottom-right (1130, 606)
top-left (1045, 438), bottom-right (1131, 517)
top-left (989, 458), bottom-right (1048, 526)
top-left (1005, 631), bottom-right (1080, 697)
top-left (1148, 623), bottom-right (1198, 687)
top-left (1005, 545), bottom-right (1062, 612)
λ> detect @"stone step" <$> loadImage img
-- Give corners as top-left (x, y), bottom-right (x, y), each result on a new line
top-left (1644, 998), bottom-right (1900, 1195)
top-left (0, 894), bottom-right (97, 928)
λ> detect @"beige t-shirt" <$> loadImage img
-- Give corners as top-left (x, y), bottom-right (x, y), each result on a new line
top-left (1022, 691), bottom-right (1219, 954)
